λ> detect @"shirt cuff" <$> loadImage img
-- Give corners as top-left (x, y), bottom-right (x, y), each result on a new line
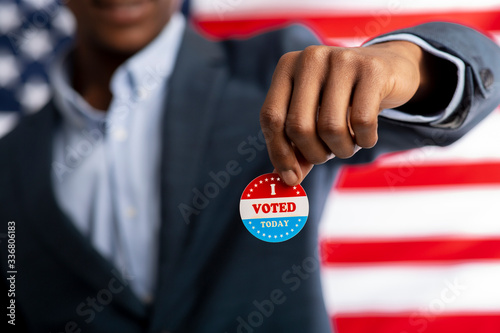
top-left (364, 33), bottom-right (465, 126)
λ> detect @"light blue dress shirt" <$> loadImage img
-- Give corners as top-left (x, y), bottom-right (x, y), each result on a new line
top-left (50, 13), bottom-right (185, 302)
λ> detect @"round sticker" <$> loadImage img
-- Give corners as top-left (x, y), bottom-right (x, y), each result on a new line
top-left (240, 173), bottom-right (309, 243)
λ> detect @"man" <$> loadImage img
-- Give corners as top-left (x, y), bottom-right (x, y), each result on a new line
top-left (1, 0), bottom-right (500, 332)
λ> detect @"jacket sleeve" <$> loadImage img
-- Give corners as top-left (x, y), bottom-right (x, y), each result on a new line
top-left (339, 22), bottom-right (500, 164)
top-left (254, 22), bottom-right (500, 165)
top-left (378, 22), bottom-right (500, 130)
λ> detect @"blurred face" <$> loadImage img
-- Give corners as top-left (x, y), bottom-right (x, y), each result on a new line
top-left (67, 0), bottom-right (179, 55)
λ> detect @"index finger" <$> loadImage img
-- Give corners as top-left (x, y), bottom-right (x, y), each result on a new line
top-left (260, 52), bottom-right (303, 186)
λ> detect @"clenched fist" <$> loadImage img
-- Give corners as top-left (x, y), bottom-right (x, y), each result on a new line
top-left (261, 40), bottom-right (445, 186)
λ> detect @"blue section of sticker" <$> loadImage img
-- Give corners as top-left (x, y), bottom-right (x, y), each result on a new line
top-left (241, 216), bottom-right (307, 243)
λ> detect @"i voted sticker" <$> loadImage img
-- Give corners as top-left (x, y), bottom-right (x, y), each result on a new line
top-left (240, 173), bottom-right (309, 243)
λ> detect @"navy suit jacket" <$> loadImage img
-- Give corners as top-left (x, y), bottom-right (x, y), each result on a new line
top-left (1, 22), bottom-right (500, 333)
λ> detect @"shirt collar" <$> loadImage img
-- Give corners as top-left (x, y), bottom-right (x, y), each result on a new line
top-left (111, 12), bottom-right (185, 103)
top-left (50, 13), bottom-right (186, 129)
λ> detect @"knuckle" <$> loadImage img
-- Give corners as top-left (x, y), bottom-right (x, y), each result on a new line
top-left (317, 123), bottom-right (355, 159)
top-left (274, 52), bottom-right (299, 77)
top-left (362, 55), bottom-right (385, 73)
top-left (285, 119), bottom-right (314, 140)
top-left (331, 48), bottom-right (357, 65)
top-left (351, 112), bottom-right (377, 130)
top-left (317, 119), bottom-right (346, 140)
top-left (260, 106), bottom-right (283, 130)
top-left (271, 146), bottom-right (291, 166)
top-left (277, 51), bottom-right (299, 68)
top-left (302, 45), bottom-right (328, 64)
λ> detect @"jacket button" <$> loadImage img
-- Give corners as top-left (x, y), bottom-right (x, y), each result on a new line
top-left (480, 68), bottom-right (494, 89)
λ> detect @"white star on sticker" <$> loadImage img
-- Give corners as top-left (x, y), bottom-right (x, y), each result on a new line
top-left (277, 177), bottom-right (280, 181)
top-left (291, 229), bottom-right (294, 232)
top-left (263, 233), bottom-right (265, 236)
top-left (293, 186), bottom-right (297, 190)
top-left (286, 232), bottom-right (289, 236)
top-left (250, 189), bottom-right (253, 192)
top-left (280, 234), bottom-right (283, 237)
top-left (247, 194), bottom-right (250, 197)
top-left (257, 231), bottom-right (260, 234)
top-left (268, 235), bottom-right (271, 238)
top-left (254, 184), bottom-right (258, 187)
top-left (298, 219), bottom-right (301, 222)
top-left (296, 224), bottom-right (298, 227)
top-left (271, 177), bottom-right (274, 180)
top-left (296, 191), bottom-right (300, 195)
top-left (259, 180), bottom-right (263, 184)
top-left (249, 221), bottom-right (252, 224)
top-left (274, 235), bottom-right (277, 238)
top-left (252, 226), bottom-right (255, 229)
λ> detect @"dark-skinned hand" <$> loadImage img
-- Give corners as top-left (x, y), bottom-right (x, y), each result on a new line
top-left (260, 41), bottom-right (435, 185)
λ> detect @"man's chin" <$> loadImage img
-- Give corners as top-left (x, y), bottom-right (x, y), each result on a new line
top-left (92, 0), bottom-right (155, 27)
top-left (92, 31), bottom-right (155, 57)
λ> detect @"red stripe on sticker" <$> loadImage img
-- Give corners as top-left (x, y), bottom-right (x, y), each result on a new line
top-left (334, 162), bottom-right (500, 190)
top-left (332, 313), bottom-right (500, 333)
top-left (320, 238), bottom-right (500, 264)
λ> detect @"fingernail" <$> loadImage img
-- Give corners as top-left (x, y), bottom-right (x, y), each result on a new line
top-left (281, 170), bottom-right (298, 185)
top-left (327, 153), bottom-right (336, 161)
top-left (354, 145), bottom-right (362, 154)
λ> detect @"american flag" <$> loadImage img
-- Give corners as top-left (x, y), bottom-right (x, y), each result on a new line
top-left (1, 1), bottom-right (500, 332)
top-left (0, 0), bottom-right (73, 135)
top-left (192, 1), bottom-right (500, 332)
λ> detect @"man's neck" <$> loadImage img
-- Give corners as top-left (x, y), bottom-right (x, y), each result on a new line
top-left (71, 41), bottom-right (132, 111)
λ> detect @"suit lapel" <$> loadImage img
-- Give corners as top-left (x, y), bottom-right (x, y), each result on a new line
top-left (17, 103), bottom-right (147, 319)
top-left (151, 26), bottom-right (228, 329)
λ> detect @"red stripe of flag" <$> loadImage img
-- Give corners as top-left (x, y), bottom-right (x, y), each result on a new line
top-left (193, 10), bottom-right (500, 41)
top-left (335, 162), bottom-right (500, 190)
top-left (320, 238), bottom-right (500, 264)
top-left (332, 313), bottom-right (500, 333)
